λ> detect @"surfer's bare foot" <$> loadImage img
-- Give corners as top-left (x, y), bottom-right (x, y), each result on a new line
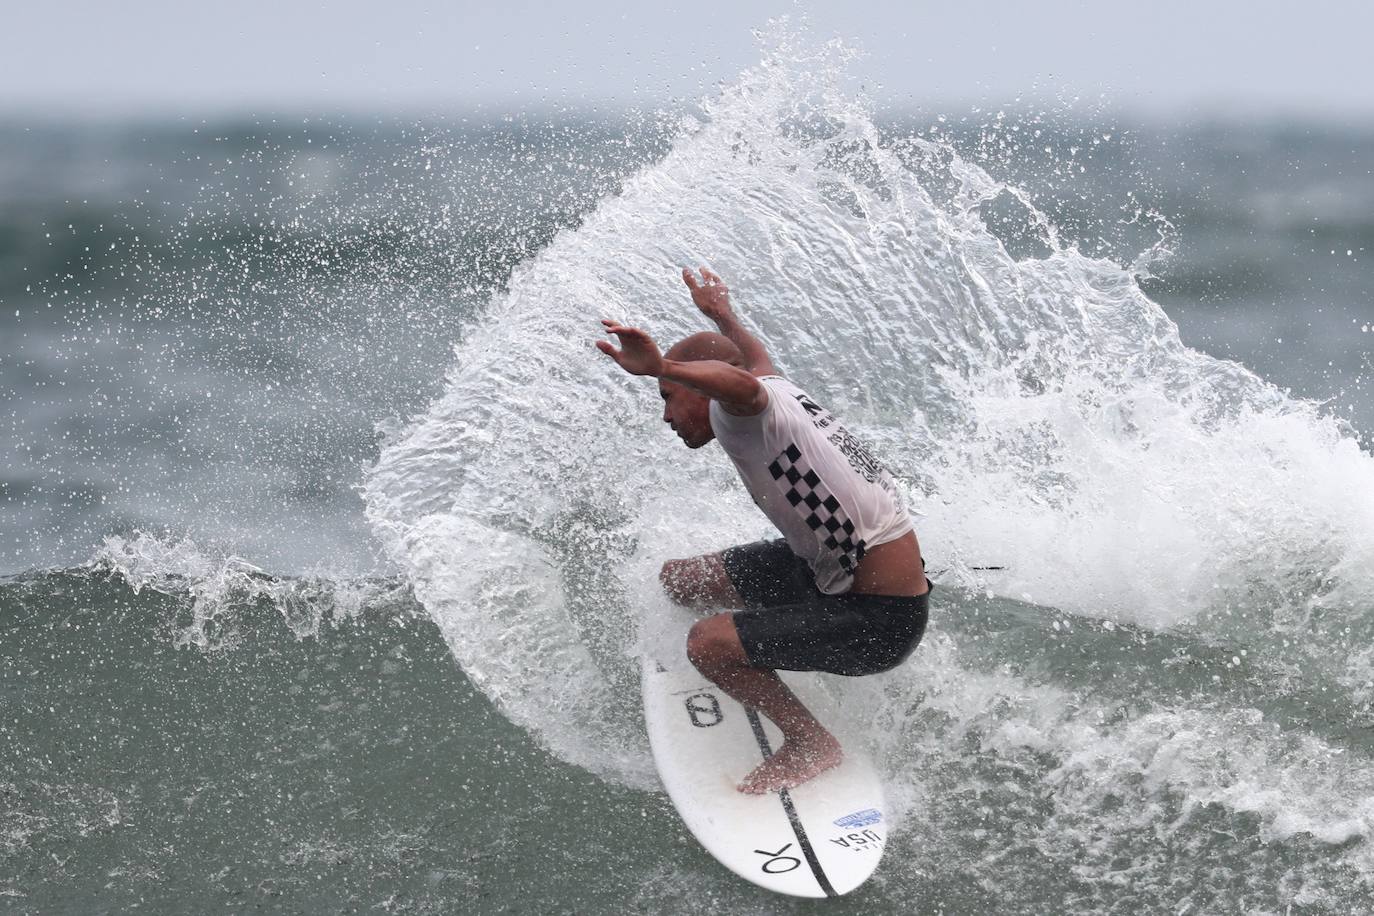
top-left (738, 732), bottom-right (843, 794)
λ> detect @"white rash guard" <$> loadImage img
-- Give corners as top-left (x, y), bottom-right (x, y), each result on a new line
top-left (708, 375), bottom-right (914, 595)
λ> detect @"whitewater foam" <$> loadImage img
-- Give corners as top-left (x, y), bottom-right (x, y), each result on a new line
top-left (93, 532), bottom-right (411, 648)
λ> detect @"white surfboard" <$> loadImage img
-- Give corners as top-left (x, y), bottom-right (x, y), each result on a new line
top-left (642, 646), bottom-right (888, 897)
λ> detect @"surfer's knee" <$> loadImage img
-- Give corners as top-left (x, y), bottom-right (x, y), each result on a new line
top-left (660, 554), bottom-right (735, 609)
top-left (686, 613), bottom-right (746, 672)
top-left (659, 559), bottom-right (691, 605)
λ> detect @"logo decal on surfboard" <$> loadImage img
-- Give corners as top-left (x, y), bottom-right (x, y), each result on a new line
top-left (753, 843), bottom-right (802, 874)
top-left (684, 692), bottom-right (724, 728)
top-left (833, 808), bottom-right (882, 829)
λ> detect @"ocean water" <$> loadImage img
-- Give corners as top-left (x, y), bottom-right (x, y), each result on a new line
top-left (4, 29), bottom-right (1374, 914)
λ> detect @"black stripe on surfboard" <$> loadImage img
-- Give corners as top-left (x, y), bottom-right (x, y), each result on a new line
top-left (743, 707), bottom-right (837, 898)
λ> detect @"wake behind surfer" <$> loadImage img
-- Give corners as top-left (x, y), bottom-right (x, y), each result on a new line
top-left (596, 267), bottom-right (930, 795)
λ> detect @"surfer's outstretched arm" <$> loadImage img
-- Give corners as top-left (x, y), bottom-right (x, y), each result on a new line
top-left (682, 267), bottom-right (778, 377)
top-left (596, 321), bottom-right (768, 415)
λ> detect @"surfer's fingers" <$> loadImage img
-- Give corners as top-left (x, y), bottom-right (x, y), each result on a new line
top-left (682, 267), bottom-right (700, 290)
top-left (608, 325), bottom-right (650, 345)
top-left (701, 266), bottom-right (723, 285)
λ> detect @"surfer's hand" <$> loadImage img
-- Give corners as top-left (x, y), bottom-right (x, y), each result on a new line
top-left (596, 320), bottom-right (665, 377)
top-left (683, 266), bottom-right (733, 323)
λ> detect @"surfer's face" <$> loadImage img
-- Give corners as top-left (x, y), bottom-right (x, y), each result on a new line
top-left (659, 380), bottom-right (714, 449)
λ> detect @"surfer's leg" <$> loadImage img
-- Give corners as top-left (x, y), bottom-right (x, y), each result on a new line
top-left (659, 554), bottom-right (744, 609)
top-left (660, 538), bottom-right (813, 610)
top-left (686, 613), bottom-right (842, 794)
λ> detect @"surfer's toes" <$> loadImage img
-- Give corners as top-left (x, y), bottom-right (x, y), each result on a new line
top-left (738, 734), bottom-right (843, 795)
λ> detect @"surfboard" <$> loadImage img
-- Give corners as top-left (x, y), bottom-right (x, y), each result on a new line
top-left (642, 646), bottom-right (888, 897)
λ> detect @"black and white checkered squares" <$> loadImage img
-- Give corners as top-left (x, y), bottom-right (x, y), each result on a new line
top-left (767, 442), bottom-right (868, 576)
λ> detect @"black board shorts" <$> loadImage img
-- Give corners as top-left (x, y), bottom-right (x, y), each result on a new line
top-left (720, 538), bottom-right (929, 677)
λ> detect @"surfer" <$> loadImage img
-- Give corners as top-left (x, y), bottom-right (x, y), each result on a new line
top-left (597, 268), bottom-right (930, 794)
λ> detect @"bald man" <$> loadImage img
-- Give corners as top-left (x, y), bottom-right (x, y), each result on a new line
top-left (597, 268), bottom-right (930, 794)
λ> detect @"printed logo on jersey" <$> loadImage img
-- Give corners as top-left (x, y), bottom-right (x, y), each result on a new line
top-left (792, 392), bottom-right (835, 429)
top-left (791, 388), bottom-right (890, 485)
top-left (767, 443), bottom-right (868, 576)
top-left (827, 427), bottom-right (887, 484)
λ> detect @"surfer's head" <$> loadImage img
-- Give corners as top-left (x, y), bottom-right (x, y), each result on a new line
top-left (659, 333), bottom-right (745, 449)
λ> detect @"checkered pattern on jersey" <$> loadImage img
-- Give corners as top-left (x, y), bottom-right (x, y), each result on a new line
top-left (767, 443), bottom-right (868, 575)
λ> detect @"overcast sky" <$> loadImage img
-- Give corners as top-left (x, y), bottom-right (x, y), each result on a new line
top-left (5, 0), bottom-right (1372, 117)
